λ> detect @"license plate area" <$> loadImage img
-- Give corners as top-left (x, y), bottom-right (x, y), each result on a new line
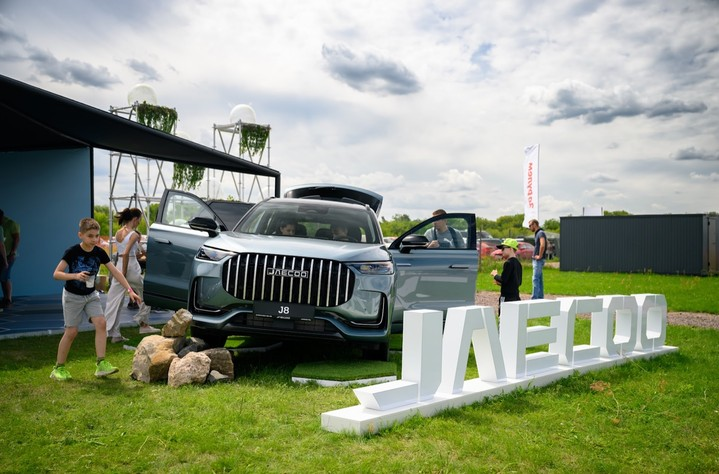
top-left (254, 301), bottom-right (315, 321)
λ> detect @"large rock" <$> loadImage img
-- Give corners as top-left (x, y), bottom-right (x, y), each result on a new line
top-left (168, 351), bottom-right (212, 388)
top-left (172, 335), bottom-right (189, 354)
top-left (177, 337), bottom-right (209, 358)
top-left (162, 309), bottom-right (193, 337)
top-left (131, 335), bottom-right (178, 383)
top-left (207, 370), bottom-right (231, 384)
top-left (202, 348), bottom-right (235, 380)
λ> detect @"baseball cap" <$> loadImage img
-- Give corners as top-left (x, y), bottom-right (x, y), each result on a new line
top-left (497, 238), bottom-right (519, 250)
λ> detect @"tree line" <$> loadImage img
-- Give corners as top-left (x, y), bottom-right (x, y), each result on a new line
top-left (95, 204), bottom-right (641, 240)
top-left (94, 204), bottom-right (159, 237)
top-left (378, 210), bottom-right (651, 239)
top-left (379, 213), bottom-right (561, 240)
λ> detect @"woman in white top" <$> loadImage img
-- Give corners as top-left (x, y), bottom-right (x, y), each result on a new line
top-left (105, 208), bottom-right (160, 342)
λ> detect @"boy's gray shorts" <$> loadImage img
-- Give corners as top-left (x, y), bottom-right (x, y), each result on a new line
top-left (62, 289), bottom-right (104, 327)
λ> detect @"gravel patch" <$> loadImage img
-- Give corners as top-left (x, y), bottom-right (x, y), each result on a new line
top-left (475, 291), bottom-right (719, 330)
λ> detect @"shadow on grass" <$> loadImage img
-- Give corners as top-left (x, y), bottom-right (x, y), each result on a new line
top-left (75, 376), bottom-right (150, 398)
top-left (228, 338), bottom-right (391, 382)
top-left (433, 351), bottom-right (688, 428)
top-left (0, 331), bottom-right (103, 371)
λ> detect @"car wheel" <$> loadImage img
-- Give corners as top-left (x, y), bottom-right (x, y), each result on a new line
top-left (191, 326), bottom-right (228, 348)
top-left (361, 342), bottom-right (389, 361)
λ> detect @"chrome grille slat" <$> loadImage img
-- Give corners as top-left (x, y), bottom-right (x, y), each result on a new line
top-left (288, 257), bottom-right (296, 303)
top-left (307, 259), bottom-right (314, 303)
top-left (240, 254), bottom-right (247, 300)
top-left (316, 260), bottom-right (323, 306)
top-left (260, 255), bottom-right (268, 300)
top-left (268, 255), bottom-right (277, 301)
top-left (222, 253), bottom-right (354, 307)
top-left (325, 261), bottom-right (332, 307)
top-left (297, 257), bottom-right (305, 304)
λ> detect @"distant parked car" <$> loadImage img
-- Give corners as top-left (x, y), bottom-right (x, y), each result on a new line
top-left (546, 239), bottom-right (557, 259)
top-left (477, 238), bottom-right (501, 257)
top-left (491, 241), bottom-right (535, 259)
top-left (459, 230), bottom-right (468, 246)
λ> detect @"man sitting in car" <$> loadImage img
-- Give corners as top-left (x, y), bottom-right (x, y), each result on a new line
top-left (331, 223), bottom-right (352, 241)
top-left (274, 219), bottom-right (296, 236)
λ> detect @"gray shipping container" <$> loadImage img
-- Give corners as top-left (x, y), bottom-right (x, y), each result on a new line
top-left (560, 214), bottom-right (718, 276)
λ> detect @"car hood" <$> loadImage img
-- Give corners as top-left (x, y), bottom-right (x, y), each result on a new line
top-left (204, 232), bottom-right (391, 263)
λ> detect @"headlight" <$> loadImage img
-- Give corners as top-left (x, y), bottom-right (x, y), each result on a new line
top-left (348, 262), bottom-right (394, 275)
top-left (196, 246), bottom-right (237, 262)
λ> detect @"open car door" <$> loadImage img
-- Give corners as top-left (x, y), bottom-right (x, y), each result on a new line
top-left (144, 189), bottom-right (236, 310)
top-left (387, 213), bottom-right (478, 333)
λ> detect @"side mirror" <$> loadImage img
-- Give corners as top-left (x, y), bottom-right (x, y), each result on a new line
top-left (399, 234), bottom-right (429, 253)
top-left (188, 216), bottom-right (220, 237)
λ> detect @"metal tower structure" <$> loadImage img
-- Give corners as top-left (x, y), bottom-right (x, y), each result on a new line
top-left (106, 102), bottom-right (272, 243)
top-left (107, 103), bottom-right (174, 235)
top-left (212, 120), bottom-right (272, 203)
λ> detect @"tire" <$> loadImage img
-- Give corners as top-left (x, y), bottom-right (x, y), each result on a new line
top-left (191, 326), bottom-right (228, 348)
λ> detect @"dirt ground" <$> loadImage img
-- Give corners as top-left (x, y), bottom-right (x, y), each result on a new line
top-left (475, 291), bottom-right (719, 330)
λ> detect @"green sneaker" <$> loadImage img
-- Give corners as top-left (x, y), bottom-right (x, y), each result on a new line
top-left (50, 366), bottom-right (72, 381)
top-left (95, 360), bottom-right (119, 378)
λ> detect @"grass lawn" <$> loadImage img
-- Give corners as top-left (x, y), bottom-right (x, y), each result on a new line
top-left (477, 260), bottom-right (719, 314)
top-left (1, 270), bottom-right (717, 472)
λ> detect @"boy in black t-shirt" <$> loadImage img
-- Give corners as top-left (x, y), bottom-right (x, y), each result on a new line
top-left (490, 238), bottom-right (523, 315)
top-left (50, 218), bottom-right (141, 381)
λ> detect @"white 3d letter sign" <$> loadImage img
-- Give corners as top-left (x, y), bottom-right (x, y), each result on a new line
top-left (322, 294), bottom-right (676, 435)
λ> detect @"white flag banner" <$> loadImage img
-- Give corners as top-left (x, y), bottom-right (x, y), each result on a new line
top-left (523, 144), bottom-right (539, 228)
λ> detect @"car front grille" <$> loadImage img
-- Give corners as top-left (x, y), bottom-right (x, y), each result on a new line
top-left (221, 253), bottom-right (355, 307)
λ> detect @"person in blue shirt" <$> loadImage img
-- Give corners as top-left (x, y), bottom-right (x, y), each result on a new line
top-left (528, 219), bottom-right (547, 299)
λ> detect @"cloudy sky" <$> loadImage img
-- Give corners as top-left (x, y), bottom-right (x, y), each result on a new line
top-left (2, 0), bottom-right (718, 222)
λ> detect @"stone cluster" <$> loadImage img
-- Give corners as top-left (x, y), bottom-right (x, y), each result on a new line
top-left (130, 309), bottom-right (234, 387)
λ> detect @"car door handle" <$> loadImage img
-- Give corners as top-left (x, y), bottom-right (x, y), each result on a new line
top-left (449, 264), bottom-right (469, 269)
top-left (154, 238), bottom-right (171, 244)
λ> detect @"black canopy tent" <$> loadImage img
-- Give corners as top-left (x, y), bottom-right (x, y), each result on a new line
top-left (0, 74), bottom-right (281, 196)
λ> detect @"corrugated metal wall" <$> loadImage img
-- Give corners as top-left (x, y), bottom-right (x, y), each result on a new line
top-left (709, 216), bottom-right (718, 274)
top-left (560, 214), bottom-right (713, 275)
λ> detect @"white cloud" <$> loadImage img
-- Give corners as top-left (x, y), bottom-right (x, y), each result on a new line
top-left (321, 43), bottom-right (422, 95)
top-left (587, 173), bottom-right (618, 184)
top-left (528, 80), bottom-right (707, 125)
top-left (673, 147), bottom-right (719, 161)
top-left (690, 172), bottom-right (719, 182)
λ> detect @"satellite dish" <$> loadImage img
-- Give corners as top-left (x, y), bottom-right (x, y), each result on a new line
top-left (229, 104), bottom-right (256, 124)
top-left (128, 84), bottom-right (158, 106)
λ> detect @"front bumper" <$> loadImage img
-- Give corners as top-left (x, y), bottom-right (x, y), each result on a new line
top-left (188, 260), bottom-right (394, 343)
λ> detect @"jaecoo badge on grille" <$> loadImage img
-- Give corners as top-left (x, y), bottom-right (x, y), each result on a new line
top-left (266, 268), bottom-right (309, 279)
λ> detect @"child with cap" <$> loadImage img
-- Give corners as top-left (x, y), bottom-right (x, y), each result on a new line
top-left (490, 238), bottom-right (523, 314)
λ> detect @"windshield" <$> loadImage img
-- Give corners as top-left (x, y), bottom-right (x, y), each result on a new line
top-left (234, 200), bottom-right (382, 244)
